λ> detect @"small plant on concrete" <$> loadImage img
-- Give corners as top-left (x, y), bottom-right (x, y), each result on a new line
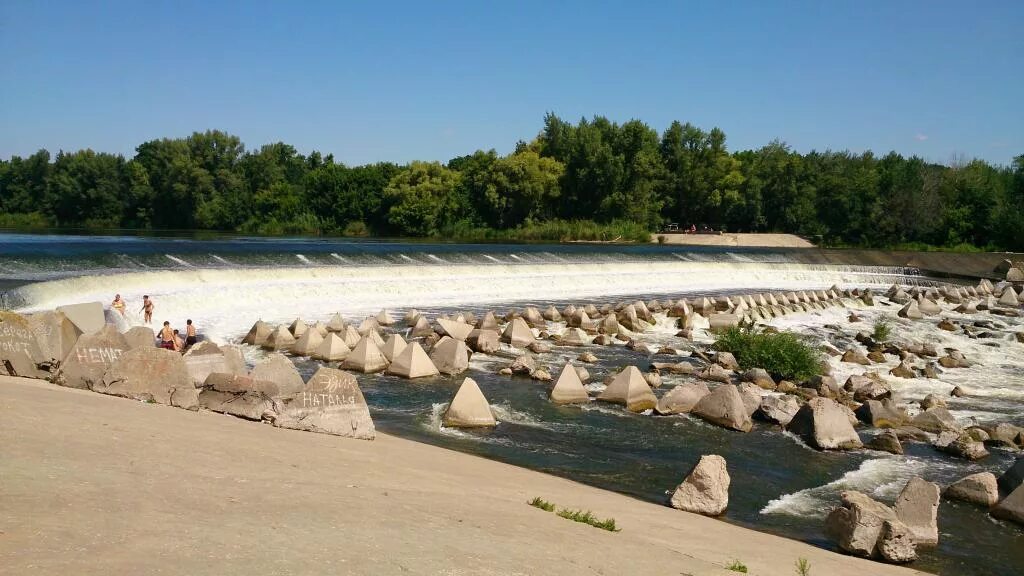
top-left (556, 507), bottom-right (620, 532)
top-left (726, 559), bottom-right (748, 573)
top-left (872, 318), bottom-right (892, 342)
top-left (527, 497), bottom-right (555, 512)
top-left (795, 557), bottom-right (811, 576)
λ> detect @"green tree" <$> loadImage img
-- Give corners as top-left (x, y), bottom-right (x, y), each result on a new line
top-left (385, 161), bottom-right (463, 236)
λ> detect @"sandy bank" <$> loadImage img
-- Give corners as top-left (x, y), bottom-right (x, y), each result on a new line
top-left (653, 233), bottom-right (815, 248)
top-left (0, 377), bottom-right (927, 576)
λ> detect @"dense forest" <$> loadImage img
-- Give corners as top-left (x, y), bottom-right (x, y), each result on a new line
top-left (1, 114), bottom-right (1021, 250)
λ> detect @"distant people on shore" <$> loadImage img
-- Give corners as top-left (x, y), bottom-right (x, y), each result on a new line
top-left (111, 294), bottom-right (127, 317)
top-left (141, 295), bottom-right (154, 324)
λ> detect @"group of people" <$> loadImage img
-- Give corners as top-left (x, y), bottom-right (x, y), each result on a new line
top-left (110, 294), bottom-right (197, 353)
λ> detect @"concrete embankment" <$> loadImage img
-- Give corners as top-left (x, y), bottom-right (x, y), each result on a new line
top-left (0, 376), bottom-right (927, 576)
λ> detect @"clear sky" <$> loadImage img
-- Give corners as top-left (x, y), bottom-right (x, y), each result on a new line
top-left (1, 0), bottom-right (1022, 166)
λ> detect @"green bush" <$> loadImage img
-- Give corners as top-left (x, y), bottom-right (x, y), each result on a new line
top-left (527, 497), bottom-right (555, 512)
top-left (872, 318), bottom-right (891, 342)
top-left (713, 326), bottom-right (822, 381)
top-left (726, 559), bottom-right (748, 573)
top-left (342, 220), bottom-right (370, 237)
top-left (795, 557), bottom-right (811, 576)
top-left (437, 219), bottom-right (651, 243)
top-left (0, 212), bottom-right (54, 229)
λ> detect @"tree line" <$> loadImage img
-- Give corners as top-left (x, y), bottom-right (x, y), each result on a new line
top-left (1, 114), bottom-right (1021, 250)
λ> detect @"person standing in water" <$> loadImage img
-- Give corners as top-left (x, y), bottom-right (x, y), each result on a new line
top-left (111, 294), bottom-right (127, 317)
top-left (159, 321), bottom-right (175, 350)
top-left (141, 295), bottom-right (154, 324)
top-left (184, 319), bottom-right (197, 349)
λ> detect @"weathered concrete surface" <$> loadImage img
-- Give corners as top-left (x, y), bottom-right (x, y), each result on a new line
top-left (0, 377), bottom-right (926, 576)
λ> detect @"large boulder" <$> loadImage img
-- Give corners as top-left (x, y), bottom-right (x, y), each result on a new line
top-left (341, 336), bottom-right (389, 373)
top-left (55, 302), bottom-right (105, 335)
top-left (708, 314), bottom-right (740, 332)
top-left (274, 367), bottom-right (375, 440)
top-left (550, 362), bottom-right (589, 405)
top-left (198, 373), bottom-right (278, 421)
top-left (0, 310), bottom-right (50, 379)
top-left (312, 333), bottom-right (350, 362)
top-left (755, 394), bottom-right (801, 426)
top-left (894, 477), bottom-right (940, 545)
top-left (944, 472), bottom-right (999, 507)
top-left (558, 328), bottom-right (591, 346)
top-left (428, 336), bottom-right (470, 375)
top-left (991, 484), bottom-right (1024, 525)
top-left (597, 366), bottom-right (657, 412)
top-left (698, 364), bottom-right (733, 384)
top-left (867, 430), bottom-right (904, 455)
top-left (25, 310), bottom-right (82, 363)
top-left (740, 367), bottom-right (776, 390)
top-left (691, 384), bottom-right (752, 432)
top-left (897, 300), bottom-right (923, 320)
top-left (786, 397), bottom-right (863, 450)
top-left (122, 326), bottom-right (156, 350)
top-left (998, 286), bottom-right (1020, 307)
top-left (669, 455), bottom-right (730, 516)
top-left (825, 491), bottom-right (917, 562)
top-left (93, 346), bottom-right (198, 409)
top-left (655, 382), bottom-right (710, 415)
top-left (442, 377), bottom-right (496, 428)
top-left (855, 399), bottom-right (906, 428)
top-left (59, 324), bottom-right (130, 389)
top-left (997, 455), bottom-right (1024, 495)
top-left (437, 318), bottom-right (474, 341)
top-left (911, 407), bottom-right (961, 434)
top-left (466, 329), bottom-right (500, 354)
top-left (182, 341), bottom-right (245, 386)
top-left (249, 353), bottom-right (305, 397)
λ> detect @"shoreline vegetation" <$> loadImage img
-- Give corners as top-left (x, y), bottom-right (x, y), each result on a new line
top-left (1, 114), bottom-right (1021, 251)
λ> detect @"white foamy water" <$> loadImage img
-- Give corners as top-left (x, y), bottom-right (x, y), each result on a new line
top-left (13, 261), bottom-right (916, 344)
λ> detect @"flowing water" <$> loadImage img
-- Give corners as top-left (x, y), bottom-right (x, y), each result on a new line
top-left (3, 232), bottom-right (1022, 575)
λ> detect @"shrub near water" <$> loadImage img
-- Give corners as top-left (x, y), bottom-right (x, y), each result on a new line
top-left (713, 326), bottom-right (821, 381)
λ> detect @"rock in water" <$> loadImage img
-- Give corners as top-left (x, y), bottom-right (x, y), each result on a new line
top-left (466, 329), bottom-right (499, 353)
top-left (341, 336), bottom-right (389, 373)
top-left (894, 477), bottom-right (940, 545)
top-left (290, 328), bottom-right (324, 357)
top-left (825, 491), bottom-right (916, 562)
top-left (868, 430), bottom-right (904, 454)
top-left (786, 397), bottom-right (863, 450)
top-left (274, 367), bottom-right (375, 440)
top-left (878, 520), bottom-right (918, 563)
top-left (991, 484), bottom-right (1024, 526)
top-left (93, 346), bottom-right (198, 410)
top-left (944, 472), bottom-right (999, 507)
top-left (755, 394), bottom-right (801, 426)
top-left (669, 454), bottom-right (730, 516)
top-left (242, 320), bottom-right (272, 346)
top-left (500, 317), bottom-right (536, 348)
top-left (379, 333), bottom-right (407, 363)
top-left (655, 382), bottom-right (710, 415)
top-left (249, 353), bottom-right (305, 397)
top-left (437, 318), bottom-right (474, 341)
top-left (550, 362), bottom-right (589, 405)
top-left (597, 366), bottom-right (657, 412)
top-left (262, 325), bottom-right (297, 351)
top-left (386, 342), bottom-right (440, 379)
top-left (691, 384), bottom-right (752, 432)
top-left (443, 377), bottom-right (496, 428)
top-left (428, 336), bottom-right (470, 375)
top-left (0, 311), bottom-right (50, 379)
top-left (911, 407), bottom-right (961, 434)
top-left (59, 324), bottom-right (130, 389)
top-left (998, 286), bottom-right (1020, 307)
top-left (855, 398), bottom-right (905, 428)
top-left (997, 455), bottom-right (1024, 494)
top-left (312, 333), bottom-right (350, 362)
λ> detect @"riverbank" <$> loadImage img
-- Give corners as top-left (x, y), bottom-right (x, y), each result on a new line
top-left (654, 233), bottom-right (815, 248)
top-left (0, 376), bottom-right (926, 576)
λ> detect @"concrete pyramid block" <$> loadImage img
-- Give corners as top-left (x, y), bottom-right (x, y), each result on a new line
top-left (242, 320), bottom-right (272, 346)
top-left (342, 325), bottom-right (362, 348)
top-left (311, 322), bottom-right (329, 337)
top-left (550, 362), bottom-right (589, 405)
top-left (559, 327), bottom-right (591, 346)
top-left (367, 329), bottom-right (386, 349)
top-left (288, 318), bottom-right (308, 338)
top-left (325, 313), bottom-right (347, 332)
top-left (437, 318), bottom-right (474, 341)
top-left (376, 309), bottom-right (396, 326)
top-left (443, 377), bottom-right (496, 428)
top-left (342, 336), bottom-right (389, 373)
top-left (476, 311), bottom-right (499, 330)
top-left (262, 325), bottom-right (297, 351)
top-left (410, 316), bottom-right (435, 338)
top-left (290, 328), bottom-right (324, 357)
top-left (598, 366), bottom-right (657, 412)
top-left (542, 306), bottom-right (562, 322)
top-left (998, 286), bottom-right (1020, 307)
top-left (429, 336), bottom-right (470, 375)
top-left (357, 317), bottom-right (380, 336)
top-left (313, 333), bottom-right (351, 362)
top-left (380, 333), bottom-right (408, 362)
top-left (275, 367), bottom-right (375, 440)
top-left (403, 309), bottom-right (421, 326)
top-left (501, 317), bottom-right (536, 348)
top-left (249, 352), bottom-right (305, 397)
top-left (387, 341), bottom-right (439, 378)
top-left (55, 302), bottom-right (105, 335)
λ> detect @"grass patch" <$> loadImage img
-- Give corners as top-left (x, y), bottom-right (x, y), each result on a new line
top-left (726, 559), bottom-right (748, 573)
top-left (556, 508), bottom-right (621, 532)
top-left (871, 318), bottom-right (891, 342)
top-left (439, 219), bottom-right (652, 243)
top-left (795, 557), bottom-right (811, 576)
top-left (713, 326), bottom-right (822, 381)
top-left (527, 496), bottom-right (555, 512)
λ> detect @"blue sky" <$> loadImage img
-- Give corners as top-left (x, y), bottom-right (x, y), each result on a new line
top-left (1, 0), bottom-right (1021, 165)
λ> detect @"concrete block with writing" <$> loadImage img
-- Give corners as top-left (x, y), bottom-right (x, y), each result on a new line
top-left (58, 324), bottom-right (131, 389)
top-left (0, 311), bottom-right (49, 379)
top-left (26, 310), bottom-right (82, 365)
top-left (274, 367), bottom-right (375, 440)
top-left (94, 346), bottom-right (198, 410)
